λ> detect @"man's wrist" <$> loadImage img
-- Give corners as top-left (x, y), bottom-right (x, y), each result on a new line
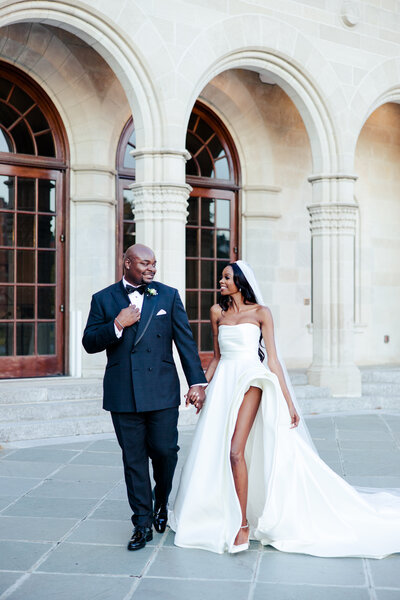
top-left (114, 317), bottom-right (124, 331)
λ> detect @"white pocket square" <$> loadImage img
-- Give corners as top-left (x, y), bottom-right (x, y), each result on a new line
top-left (156, 309), bottom-right (167, 316)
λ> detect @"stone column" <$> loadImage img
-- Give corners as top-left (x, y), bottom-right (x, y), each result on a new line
top-left (71, 166), bottom-right (117, 377)
top-left (130, 149), bottom-right (191, 297)
top-left (307, 174), bottom-right (361, 397)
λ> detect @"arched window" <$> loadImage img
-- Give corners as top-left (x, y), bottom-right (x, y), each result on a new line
top-left (0, 64), bottom-right (68, 378)
top-left (186, 102), bottom-right (240, 359)
top-left (116, 117), bottom-right (136, 276)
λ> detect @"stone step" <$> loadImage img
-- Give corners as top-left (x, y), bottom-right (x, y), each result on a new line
top-left (291, 384), bottom-right (331, 398)
top-left (287, 370), bottom-right (308, 385)
top-left (0, 399), bottom-right (103, 423)
top-left (361, 368), bottom-right (400, 384)
top-left (0, 413), bottom-right (113, 443)
top-left (0, 380), bottom-right (102, 404)
top-left (362, 382), bottom-right (400, 396)
top-left (298, 395), bottom-right (400, 414)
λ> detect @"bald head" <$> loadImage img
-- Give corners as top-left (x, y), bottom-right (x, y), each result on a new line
top-left (125, 244), bottom-right (155, 262)
top-left (124, 244), bottom-right (157, 285)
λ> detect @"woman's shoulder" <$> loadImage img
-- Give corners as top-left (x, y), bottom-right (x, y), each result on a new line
top-left (253, 304), bottom-right (273, 321)
top-left (210, 303), bottom-right (221, 317)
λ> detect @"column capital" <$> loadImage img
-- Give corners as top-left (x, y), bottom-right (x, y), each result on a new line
top-left (307, 202), bottom-right (358, 236)
top-left (130, 181), bottom-right (192, 223)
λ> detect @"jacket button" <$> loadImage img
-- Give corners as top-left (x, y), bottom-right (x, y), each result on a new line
top-left (148, 367), bottom-right (153, 371)
top-left (147, 348), bottom-right (151, 352)
top-left (157, 333), bottom-right (161, 338)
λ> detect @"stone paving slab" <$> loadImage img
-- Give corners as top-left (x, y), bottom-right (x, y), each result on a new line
top-left (69, 451), bottom-right (123, 466)
top-left (4, 448), bottom-right (80, 463)
top-left (134, 578), bottom-right (251, 600)
top-left (51, 464), bottom-right (123, 482)
top-left (0, 460), bottom-right (58, 478)
top-left (0, 516), bottom-right (78, 541)
top-left (375, 591), bottom-right (400, 600)
top-left (0, 540), bottom-right (52, 570)
top-left (0, 412), bottom-right (399, 600)
top-left (257, 552), bottom-right (366, 585)
top-left (88, 498), bottom-right (132, 521)
top-left (0, 574), bottom-right (20, 596)
top-left (146, 545), bottom-right (258, 580)
top-left (68, 519), bottom-right (163, 547)
top-left (26, 479), bottom-right (115, 499)
top-left (3, 496), bottom-right (99, 519)
top-left (38, 542), bottom-right (154, 575)
top-left (252, 584), bottom-right (370, 600)
top-left (4, 573), bottom-right (135, 600)
top-left (0, 477), bottom-right (38, 497)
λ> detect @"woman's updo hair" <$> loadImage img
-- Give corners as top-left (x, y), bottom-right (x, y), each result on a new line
top-left (218, 262), bottom-right (265, 362)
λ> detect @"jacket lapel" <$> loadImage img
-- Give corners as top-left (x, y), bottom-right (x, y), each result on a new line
top-left (110, 280), bottom-right (131, 309)
top-left (133, 284), bottom-right (159, 347)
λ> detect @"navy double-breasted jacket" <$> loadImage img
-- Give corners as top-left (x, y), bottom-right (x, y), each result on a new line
top-left (82, 280), bottom-right (206, 412)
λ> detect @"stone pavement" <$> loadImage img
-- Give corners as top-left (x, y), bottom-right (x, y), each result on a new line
top-left (0, 411), bottom-right (400, 600)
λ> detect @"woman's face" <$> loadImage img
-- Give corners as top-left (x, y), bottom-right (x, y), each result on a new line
top-left (219, 266), bottom-right (239, 296)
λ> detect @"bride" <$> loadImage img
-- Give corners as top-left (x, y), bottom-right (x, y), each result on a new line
top-left (168, 261), bottom-right (400, 557)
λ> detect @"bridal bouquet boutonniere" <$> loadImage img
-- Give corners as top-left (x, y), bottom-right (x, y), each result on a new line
top-left (145, 287), bottom-right (158, 297)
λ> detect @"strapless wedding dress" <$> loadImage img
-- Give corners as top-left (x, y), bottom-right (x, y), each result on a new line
top-left (169, 323), bottom-right (400, 557)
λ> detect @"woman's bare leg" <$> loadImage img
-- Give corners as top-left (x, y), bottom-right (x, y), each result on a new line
top-left (230, 385), bottom-right (262, 546)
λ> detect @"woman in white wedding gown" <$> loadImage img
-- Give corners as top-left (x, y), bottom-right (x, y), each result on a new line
top-left (169, 261), bottom-right (400, 558)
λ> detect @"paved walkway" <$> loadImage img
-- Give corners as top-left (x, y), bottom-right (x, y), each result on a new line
top-left (1, 412), bottom-right (400, 600)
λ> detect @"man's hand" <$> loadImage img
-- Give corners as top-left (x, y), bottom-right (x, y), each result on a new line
top-left (185, 385), bottom-right (206, 414)
top-left (115, 305), bottom-right (141, 330)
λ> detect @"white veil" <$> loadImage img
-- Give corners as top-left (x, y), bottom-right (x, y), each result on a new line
top-left (235, 260), bottom-right (318, 454)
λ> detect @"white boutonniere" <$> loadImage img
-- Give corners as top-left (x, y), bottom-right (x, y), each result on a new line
top-left (146, 287), bottom-right (158, 296)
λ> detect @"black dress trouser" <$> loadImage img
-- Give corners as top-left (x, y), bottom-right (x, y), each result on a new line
top-left (111, 407), bottom-right (179, 528)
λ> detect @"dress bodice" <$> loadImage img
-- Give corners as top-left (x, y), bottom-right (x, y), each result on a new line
top-left (218, 323), bottom-right (260, 361)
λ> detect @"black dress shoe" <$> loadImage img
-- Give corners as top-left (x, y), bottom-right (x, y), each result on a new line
top-left (127, 526), bottom-right (153, 551)
top-left (153, 505), bottom-right (168, 534)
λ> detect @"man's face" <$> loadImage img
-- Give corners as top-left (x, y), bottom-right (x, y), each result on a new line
top-left (124, 250), bottom-right (157, 286)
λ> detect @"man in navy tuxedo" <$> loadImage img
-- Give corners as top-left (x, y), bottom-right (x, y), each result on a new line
top-left (82, 244), bottom-right (206, 550)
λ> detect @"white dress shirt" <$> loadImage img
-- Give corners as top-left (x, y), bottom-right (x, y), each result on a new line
top-left (114, 277), bottom-right (144, 338)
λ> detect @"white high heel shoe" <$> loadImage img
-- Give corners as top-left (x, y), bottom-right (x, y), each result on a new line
top-left (230, 523), bottom-right (249, 554)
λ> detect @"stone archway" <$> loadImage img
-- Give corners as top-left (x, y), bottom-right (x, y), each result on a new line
top-left (174, 16), bottom-right (360, 395)
top-left (0, 0), bottom-right (161, 151)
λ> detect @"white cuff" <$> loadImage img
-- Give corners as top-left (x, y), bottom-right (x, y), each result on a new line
top-left (190, 383), bottom-right (208, 387)
top-left (114, 323), bottom-right (123, 338)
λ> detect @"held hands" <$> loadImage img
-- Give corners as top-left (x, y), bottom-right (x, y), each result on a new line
top-left (288, 402), bottom-right (300, 429)
top-left (115, 305), bottom-right (141, 330)
top-left (185, 385), bottom-right (206, 414)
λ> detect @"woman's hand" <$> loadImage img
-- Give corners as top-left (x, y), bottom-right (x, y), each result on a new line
top-left (288, 402), bottom-right (300, 428)
top-left (185, 385), bottom-right (206, 414)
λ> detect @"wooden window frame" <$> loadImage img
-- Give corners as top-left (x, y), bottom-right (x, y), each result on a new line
top-left (186, 102), bottom-right (241, 366)
top-left (0, 63), bottom-right (69, 379)
top-left (116, 118), bottom-right (135, 278)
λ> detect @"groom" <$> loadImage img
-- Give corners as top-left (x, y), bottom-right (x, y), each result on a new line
top-left (82, 244), bottom-right (206, 550)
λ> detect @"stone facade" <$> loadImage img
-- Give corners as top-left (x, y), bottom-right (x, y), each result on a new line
top-left (0, 0), bottom-right (399, 397)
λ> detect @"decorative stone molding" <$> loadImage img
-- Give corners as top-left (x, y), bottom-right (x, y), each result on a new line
top-left (129, 182), bottom-right (192, 224)
top-left (308, 173), bottom-right (358, 183)
top-left (72, 165), bottom-right (117, 176)
top-left (130, 148), bottom-right (191, 161)
top-left (308, 203), bottom-right (358, 236)
top-left (70, 196), bottom-right (117, 206)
